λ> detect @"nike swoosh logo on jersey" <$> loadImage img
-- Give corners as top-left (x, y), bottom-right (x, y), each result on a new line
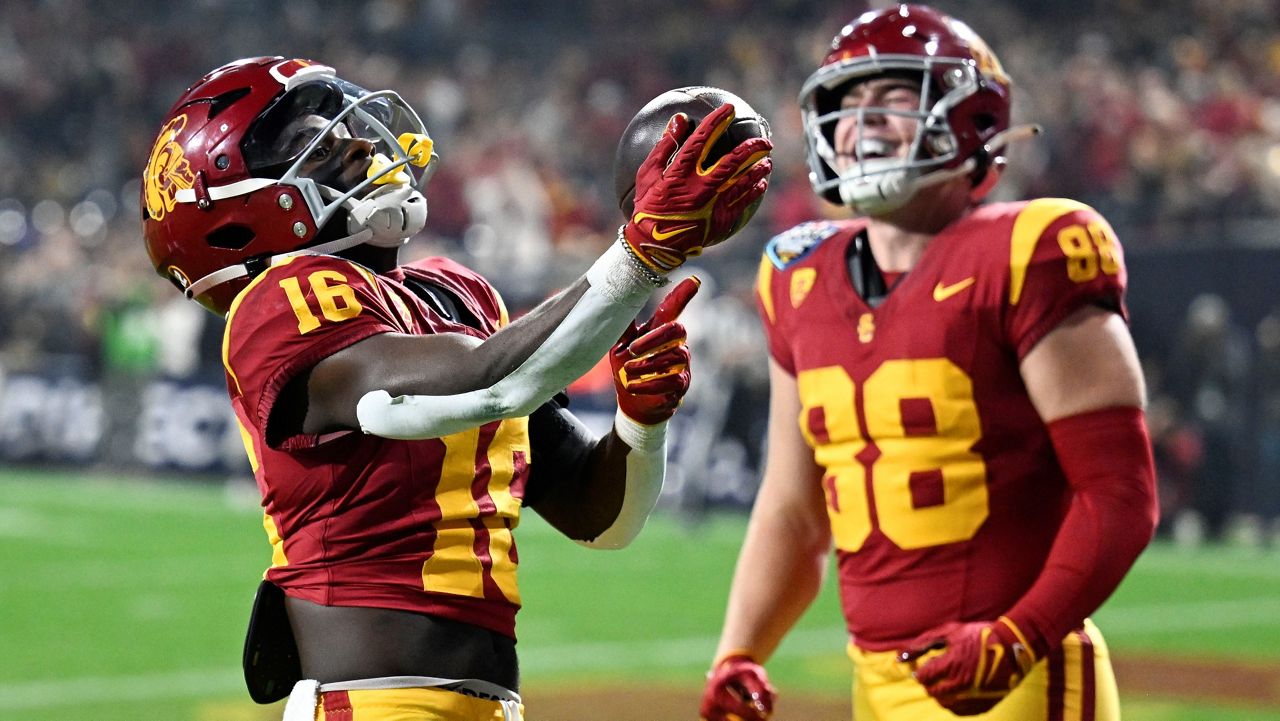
top-left (932, 277), bottom-right (976, 301)
top-left (651, 223), bottom-right (698, 241)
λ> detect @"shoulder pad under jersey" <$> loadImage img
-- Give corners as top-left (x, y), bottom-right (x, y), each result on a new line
top-left (765, 221), bottom-right (841, 270)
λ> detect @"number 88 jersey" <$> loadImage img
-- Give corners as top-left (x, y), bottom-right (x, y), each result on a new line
top-left (755, 199), bottom-right (1128, 651)
top-left (222, 252), bottom-right (527, 639)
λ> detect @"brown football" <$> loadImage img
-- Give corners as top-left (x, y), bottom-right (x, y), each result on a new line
top-left (613, 86), bottom-right (771, 218)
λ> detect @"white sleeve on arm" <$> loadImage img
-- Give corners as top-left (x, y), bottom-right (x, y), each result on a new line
top-left (576, 409), bottom-right (668, 550)
top-left (356, 241), bottom-right (659, 440)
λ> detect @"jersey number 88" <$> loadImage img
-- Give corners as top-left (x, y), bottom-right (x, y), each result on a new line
top-left (797, 359), bottom-right (988, 552)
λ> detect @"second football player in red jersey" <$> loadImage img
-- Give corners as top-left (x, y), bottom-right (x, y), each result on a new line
top-left (142, 57), bottom-right (770, 720)
top-left (700, 6), bottom-right (1157, 721)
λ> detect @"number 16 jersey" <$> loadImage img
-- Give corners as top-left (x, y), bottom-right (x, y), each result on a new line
top-left (222, 253), bottom-right (528, 639)
top-left (755, 199), bottom-right (1128, 651)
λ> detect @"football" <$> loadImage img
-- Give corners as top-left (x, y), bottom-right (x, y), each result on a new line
top-left (613, 86), bottom-right (772, 218)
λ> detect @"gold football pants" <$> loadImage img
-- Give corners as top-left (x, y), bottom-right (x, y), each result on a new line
top-left (848, 619), bottom-right (1119, 721)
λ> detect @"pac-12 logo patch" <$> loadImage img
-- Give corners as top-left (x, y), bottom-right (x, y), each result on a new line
top-left (766, 221), bottom-right (839, 270)
top-left (143, 114), bottom-right (195, 222)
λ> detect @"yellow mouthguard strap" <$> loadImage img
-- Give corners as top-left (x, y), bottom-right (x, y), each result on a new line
top-left (398, 133), bottom-right (434, 167)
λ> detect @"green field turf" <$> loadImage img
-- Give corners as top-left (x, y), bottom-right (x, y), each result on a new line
top-left (1, 470), bottom-right (1277, 720)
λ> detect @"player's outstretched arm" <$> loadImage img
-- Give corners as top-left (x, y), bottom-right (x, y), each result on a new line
top-left (701, 359), bottom-right (831, 721)
top-left (305, 109), bottom-right (769, 441)
top-left (524, 278), bottom-right (699, 548)
top-left (908, 305), bottom-right (1157, 716)
top-left (1009, 304), bottom-right (1157, 638)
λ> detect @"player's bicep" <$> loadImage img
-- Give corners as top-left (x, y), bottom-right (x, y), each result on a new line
top-left (520, 398), bottom-right (628, 541)
top-left (224, 257), bottom-right (404, 441)
top-left (521, 394), bottom-right (596, 507)
top-left (1019, 305), bottom-right (1146, 423)
top-left (305, 331), bottom-right (484, 433)
top-left (752, 359), bottom-right (830, 545)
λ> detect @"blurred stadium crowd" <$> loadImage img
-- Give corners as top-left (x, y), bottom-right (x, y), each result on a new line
top-left (0, 0), bottom-right (1278, 544)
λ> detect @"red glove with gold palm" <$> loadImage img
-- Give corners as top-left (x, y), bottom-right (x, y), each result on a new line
top-left (623, 105), bottom-right (772, 274)
top-left (610, 276), bottom-right (699, 425)
top-left (900, 616), bottom-right (1039, 716)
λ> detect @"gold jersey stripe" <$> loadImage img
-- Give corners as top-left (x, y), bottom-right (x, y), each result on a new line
top-left (1008, 198), bottom-right (1090, 305)
top-left (236, 417), bottom-right (260, 473)
top-left (756, 254), bottom-right (776, 324)
top-left (348, 260), bottom-right (377, 287)
top-left (494, 288), bottom-right (510, 328)
top-left (262, 512), bottom-right (288, 567)
top-left (347, 260), bottom-right (412, 330)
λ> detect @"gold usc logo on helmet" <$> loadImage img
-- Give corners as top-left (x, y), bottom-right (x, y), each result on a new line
top-left (951, 21), bottom-right (1010, 87)
top-left (144, 114), bottom-right (196, 222)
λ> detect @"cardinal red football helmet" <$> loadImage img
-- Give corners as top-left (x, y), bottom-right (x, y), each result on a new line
top-left (142, 57), bottom-right (437, 315)
top-left (799, 5), bottom-right (1015, 215)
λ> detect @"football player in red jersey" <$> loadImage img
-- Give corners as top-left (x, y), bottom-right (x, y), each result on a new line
top-left (700, 6), bottom-right (1157, 721)
top-left (142, 57), bottom-right (770, 720)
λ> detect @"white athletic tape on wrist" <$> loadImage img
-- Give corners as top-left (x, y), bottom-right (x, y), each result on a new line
top-left (575, 409), bottom-right (668, 550)
top-left (611, 407), bottom-right (667, 452)
top-left (357, 246), bottom-right (654, 439)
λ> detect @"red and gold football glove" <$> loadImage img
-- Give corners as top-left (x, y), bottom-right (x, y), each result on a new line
top-left (700, 653), bottom-right (776, 721)
top-left (624, 104), bottom-right (772, 274)
top-left (610, 276), bottom-right (699, 425)
top-left (900, 617), bottom-right (1038, 716)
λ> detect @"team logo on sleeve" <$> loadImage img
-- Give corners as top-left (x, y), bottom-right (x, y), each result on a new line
top-left (143, 114), bottom-right (195, 222)
top-left (791, 268), bottom-right (817, 308)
